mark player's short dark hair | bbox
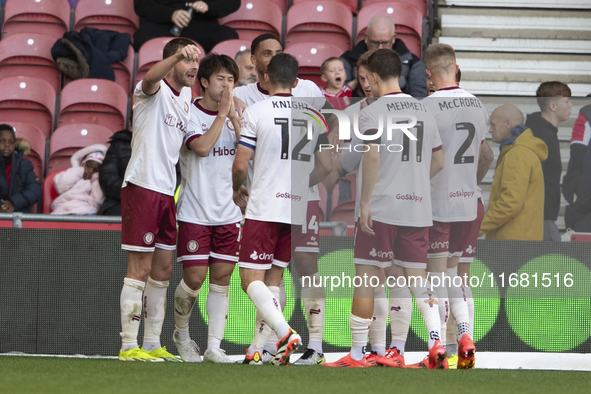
[266,53,298,89]
[251,33,282,56]
[357,49,378,70]
[197,53,240,91]
[367,49,401,81]
[163,38,195,60]
[320,57,343,75]
[536,81,572,112]
[0,124,15,135]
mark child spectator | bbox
[321,57,352,110]
[0,124,42,213]
[51,144,107,215]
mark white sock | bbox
[408,280,441,349]
[446,312,458,355]
[120,278,145,351]
[173,279,200,342]
[302,273,325,354]
[431,272,449,346]
[142,277,169,351]
[446,267,471,339]
[247,308,270,356]
[388,284,412,355]
[207,284,229,350]
[465,285,474,338]
[350,314,371,361]
[368,286,387,356]
[264,280,287,351]
[246,281,290,339]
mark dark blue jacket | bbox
[0,151,42,213]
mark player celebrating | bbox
[232,53,330,366]
[172,54,243,363]
[324,49,446,368]
[118,38,200,362]
[233,33,331,365]
[422,43,489,369]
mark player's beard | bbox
[174,67,197,88]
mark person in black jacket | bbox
[98,129,132,216]
[340,15,427,98]
[133,0,240,53]
[525,81,573,241]
[0,124,42,213]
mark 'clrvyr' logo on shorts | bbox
[187,240,198,252]
[369,248,393,259]
[165,114,176,127]
[466,245,475,254]
[250,250,274,261]
[143,232,154,245]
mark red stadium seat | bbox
[360,0,427,17]
[11,122,47,181]
[330,200,355,227]
[331,173,356,216]
[356,3,424,57]
[284,42,344,89]
[218,1,283,42]
[292,0,358,14]
[58,79,128,133]
[210,39,252,58]
[47,124,114,175]
[0,76,56,139]
[74,0,140,39]
[2,0,70,40]
[0,33,62,94]
[135,37,203,97]
[285,2,353,53]
[317,181,328,220]
[269,0,288,14]
[42,169,66,214]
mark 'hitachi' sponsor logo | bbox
[396,193,423,202]
[276,192,302,201]
[250,250,274,261]
[211,147,236,156]
[449,189,474,198]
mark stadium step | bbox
[439,37,591,55]
[439,0,591,10]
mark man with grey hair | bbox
[235,49,257,87]
[340,15,428,97]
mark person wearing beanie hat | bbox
[51,144,108,215]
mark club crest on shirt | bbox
[143,232,154,245]
[165,114,176,127]
[185,102,189,113]
[201,123,208,132]
[226,117,247,131]
[187,240,199,252]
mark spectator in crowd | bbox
[563,103,591,231]
[525,81,573,241]
[320,57,352,110]
[133,0,240,53]
[0,124,41,213]
[479,105,548,240]
[235,49,257,87]
[97,130,133,216]
[340,15,427,97]
[51,144,107,215]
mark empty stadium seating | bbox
[58,79,128,132]
[74,0,140,40]
[11,122,46,181]
[218,0,283,42]
[357,2,424,57]
[42,169,65,214]
[284,42,344,89]
[285,2,353,52]
[47,123,114,175]
[292,0,358,14]
[0,33,62,94]
[2,0,70,40]
[210,39,252,58]
[0,76,56,139]
[360,0,427,17]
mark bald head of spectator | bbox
[365,16,396,51]
[235,49,257,86]
[489,104,524,143]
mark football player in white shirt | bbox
[119,38,200,362]
[232,53,331,366]
[421,44,492,369]
[233,33,332,365]
[171,54,243,363]
[324,49,447,369]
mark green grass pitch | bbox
[1,357,590,394]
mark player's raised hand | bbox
[233,186,249,208]
[178,44,201,62]
[219,85,233,117]
[360,204,374,236]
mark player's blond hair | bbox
[424,43,456,77]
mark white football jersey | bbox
[233,78,326,202]
[123,79,192,196]
[176,100,242,225]
[239,95,323,225]
[423,87,488,222]
[359,92,442,227]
